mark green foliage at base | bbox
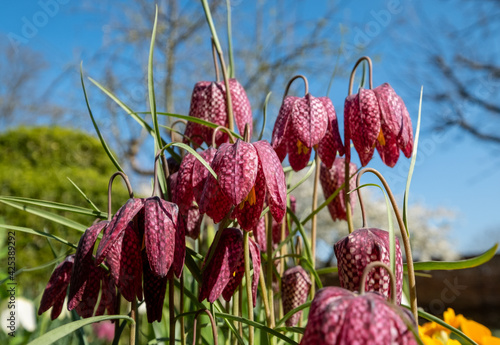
[0,126,128,295]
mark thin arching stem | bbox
[211,38,221,82]
[152,150,171,199]
[356,172,368,228]
[212,125,236,148]
[348,56,373,95]
[310,152,321,296]
[107,171,134,221]
[192,309,219,345]
[283,75,309,100]
[356,167,418,321]
[359,261,396,305]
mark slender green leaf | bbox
[403,87,423,235]
[410,244,498,271]
[67,178,101,213]
[301,258,323,289]
[258,92,272,141]
[288,159,316,194]
[0,196,106,219]
[0,224,77,249]
[0,199,87,232]
[410,307,478,345]
[27,315,134,345]
[316,266,338,275]
[80,63,123,172]
[226,0,235,78]
[276,302,312,327]
[169,142,217,179]
[288,208,313,264]
[273,326,305,335]
[214,312,298,345]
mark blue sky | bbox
[1,0,499,255]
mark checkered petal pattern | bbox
[68,221,108,310]
[317,97,345,168]
[287,124,312,171]
[199,228,244,303]
[300,287,417,345]
[96,198,144,265]
[106,222,143,302]
[290,94,328,148]
[229,78,253,139]
[74,265,103,318]
[248,236,261,306]
[95,273,118,317]
[253,140,287,223]
[192,148,217,203]
[319,159,357,221]
[272,96,297,161]
[281,266,311,326]
[334,228,403,304]
[142,252,168,323]
[38,255,74,320]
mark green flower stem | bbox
[243,231,254,345]
[180,272,186,345]
[258,267,272,327]
[310,152,321,296]
[130,299,138,345]
[358,167,418,321]
[169,279,176,345]
[200,0,234,132]
[226,0,235,78]
[265,213,276,334]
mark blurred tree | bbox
[0,126,129,294]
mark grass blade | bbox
[276,301,311,327]
[80,63,123,172]
[66,178,101,213]
[0,224,77,249]
[258,92,272,141]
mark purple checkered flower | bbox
[281,266,311,326]
[345,83,413,167]
[199,228,261,306]
[300,287,417,344]
[184,79,252,147]
[334,228,403,304]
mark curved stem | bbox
[243,123,250,142]
[310,152,320,296]
[283,75,309,100]
[356,167,418,321]
[212,125,236,148]
[356,172,368,228]
[348,56,373,95]
[107,172,134,221]
[152,150,171,198]
[344,156,355,234]
[211,38,221,82]
[243,232,254,345]
[359,261,396,304]
[192,309,219,345]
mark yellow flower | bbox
[482,335,500,345]
[461,319,491,343]
[443,308,464,330]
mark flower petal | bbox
[287,125,312,171]
[39,255,74,319]
[249,237,261,307]
[272,96,296,161]
[216,140,258,205]
[192,147,217,203]
[142,252,168,323]
[253,140,287,222]
[173,154,196,214]
[74,265,103,318]
[291,94,328,148]
[282,266,311,326]
[229,78,253,138]
[317,97,344,168]
[96,198,144,265]
[144,197,176,277]
[95,273,117,317]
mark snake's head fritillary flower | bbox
[142,251,168,323]
[334,228,403,304]
[199,228,261,306]
[282,266,311,326]
[199,139,286,231]
[301,287,417,344]
[272,93,331,171]
[345,83,413,167]
[319,159,357,221]
[38,255,74,320]
[184,79,252,147]
[172,148,217,239]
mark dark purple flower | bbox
[300,287,417,344]
[282,266,311,326]
[38,255,74,320]
[272,94,344,171]
[184,79,252,147]
[334,228,403,304]
[344,83,413,167]
[319,159,357,221]
[199,139,287,231]
[199,228,261,306]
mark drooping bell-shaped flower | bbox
[319,159,357,221]
[184,79,252,147]
[199,139,287,231]
[142,251,168,323]
[172,148,217,239]
[344,83,413,167]
[300,286,417,344]
[334,228,403,304]
[38,255,74,320]
[271,76,344,171]
[199,228,261,305]
[281,266,311,326]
